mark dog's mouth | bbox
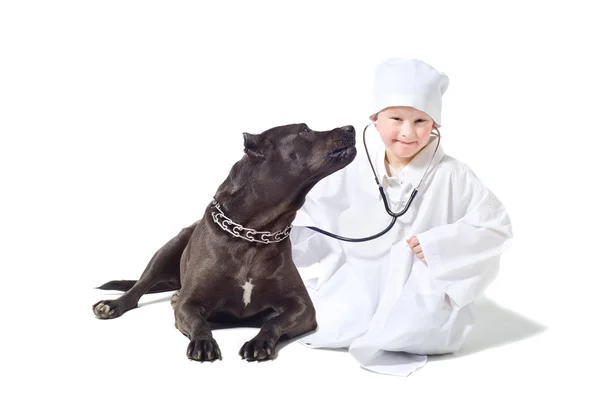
[327,137,356,158]
[327,146,356,159]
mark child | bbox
[289,57,513,376]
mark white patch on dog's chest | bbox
[241,279,254,307]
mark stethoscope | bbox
[306,122,441,243]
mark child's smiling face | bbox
[374,106,435,167]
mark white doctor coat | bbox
[289,134,513,376]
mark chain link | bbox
[210,199,292,244]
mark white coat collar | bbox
[373,135,445,198]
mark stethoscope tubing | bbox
[306,123,440,243]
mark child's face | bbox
[374,106,435,166]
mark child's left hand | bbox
[406,236,427,264]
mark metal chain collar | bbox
[210,199,292,244]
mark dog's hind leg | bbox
[92,223,197,320]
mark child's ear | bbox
[242,132,265,161]
[370,114,379,127]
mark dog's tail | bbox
[96,280,178,294]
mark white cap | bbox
[369,57,449,127]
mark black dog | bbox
[93,123,356,362]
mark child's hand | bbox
[406,236,427,264]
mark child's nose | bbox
[398,124,416,137]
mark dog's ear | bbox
[243,132,265,161]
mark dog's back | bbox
[93,122,356,362]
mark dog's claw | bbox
[93,300,123,319]
[187,338,221,362]
[170,291,180,308]
[239,339,275,362]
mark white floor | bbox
[5,283,584,397]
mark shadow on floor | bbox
[94,290,547,361]
[429,297,547,361]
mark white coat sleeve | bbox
[415,166,513,308]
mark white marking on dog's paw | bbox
[242,279,254,307]
[170,291,180,308]
[94,302,115,318]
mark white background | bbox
[1,0,598,395]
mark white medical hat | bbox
[369,57,449,127]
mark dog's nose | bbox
[340,125,355,133]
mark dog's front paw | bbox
[238,339,275,361]
[187,338,222,362]
[93,300,123,319]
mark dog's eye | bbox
[299,127,312,139]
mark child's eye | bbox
[391,117,401,121]
[416,119,425,123]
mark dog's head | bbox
[240,123,356,204]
